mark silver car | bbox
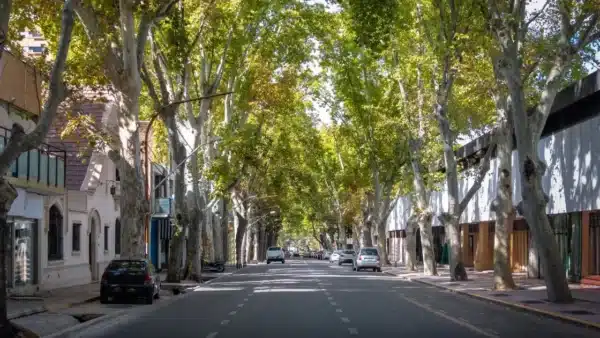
[353,247,382,272]
[329,250,342,263]
[337,250,356,265]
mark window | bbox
[104,226,109,251]
[115,219,121,255]
[48,205,63,260]
[115,169,120,181]
[72,223,81,253]
[268,247,282,251]
[360,248,378,256]
[28,46,44,53]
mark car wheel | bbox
[145,290,154,305]
[373,268,377,272]
[378,268,382,272]
[267,260,271,264]
[100,292,110,304]
[282,260,285,264]
[338,261,342,266]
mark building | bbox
[387,70,600,285]
[149,162,173,271]
[20,29,46,57]
[1,50,66,295]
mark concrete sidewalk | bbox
[384,265,600,330]
[9,282,100,320]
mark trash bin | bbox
[441,242,449,265]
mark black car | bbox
[100,259,161,304]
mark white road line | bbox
[341,317,350,323]
[330,302,337,306]
[243,298,249,302]
[396,293,499,338]
[229,311,237,316]
[248,293,254,297]
[336,308,343,313]
[237,303,244,308]
[348,328,358,335]
[327,296,334,300]
[206,332,218,338]
[324,292,330,296]
[220,320,230,326]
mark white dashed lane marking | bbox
[336,308,343,313]
[220,320,230,326]
[229,311,237,316]
[206,332,218,338]
[237,303,244,308]
[341,317,350,323]
[243,298,249,302]
[348,328,358,335]
[330,302,337,306]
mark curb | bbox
[384,271,600,331]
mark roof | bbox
[46,103,107,190]
[455,70,600,165]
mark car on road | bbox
[323,251,331,260]
[267,246,286,264]
[337,249,356,265]
[353,247,382,272]
[329,250,342,263]
[100,258,161,305]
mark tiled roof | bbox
[46,103,107,191]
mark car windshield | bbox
[268,247,281,251]
[343,250,355,255]
[107,260,146,273]
[361,248,378,256]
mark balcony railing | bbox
[154,197,172,215]
[0,125,66,189]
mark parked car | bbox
[338,250,356,265]
[352,247,382,272]
[316,250,324,260]
[329,250,341,263]
[267,246,286,264]
[100,258,161,304]
[323,251,331,260]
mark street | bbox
[71,258,599,338]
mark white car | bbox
[329,250,342,263]
[323,251,331,260]
[266,246,285,264]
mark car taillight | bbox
[358,255,363,261]
[144,274,152,284]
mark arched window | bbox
[115,219,121,255]
[48,205,63,260]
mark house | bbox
[387,70,600,286]
[40,100,154,289]
[0,51,67,295]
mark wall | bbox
[387,106,600,231]
[40,154,121,290]
[0,51,42,116]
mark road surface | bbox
[74,259,599,338]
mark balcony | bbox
[0,125,66,195]
[153,197,172,215]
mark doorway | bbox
[590,212,600,275]
[88,211,99,281]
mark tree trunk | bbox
[234,211,248,269]
[491,93,516,290]
[186,149,203,281]
[404,216,418,271]
[221,199,229,262]
[202,191,214,262]
[513,124,572,301]
[165,111,188,282]
[0,0,12,65]
[213,208,224,262]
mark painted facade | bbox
[386,70,600,282]
[40,102,123,290]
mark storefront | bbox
[7,188,44,295]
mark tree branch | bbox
[163,91,234,108]
[458,133,497,214]
[0,0,75,174]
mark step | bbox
[581,277,600,287]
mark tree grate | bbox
[491,293,510,297]
[560,310,595,315]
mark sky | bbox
[309,0,600,137]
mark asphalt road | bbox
[73,258,599,338]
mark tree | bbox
[486,0,600,302]
[0,1,75,336]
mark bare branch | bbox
[525,0,550,27]
[458,133,497,214]
[164,91,234,108]
[0,0,75,173]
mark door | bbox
[591,213,600,275]
[88,214,98,281]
